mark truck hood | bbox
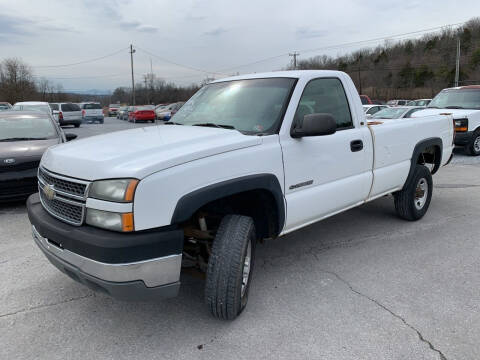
[41,125,262,180]
[412,108,480,119]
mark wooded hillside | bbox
[294,18,480,100]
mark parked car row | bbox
[115,102,185,122]
[361,95,432,107]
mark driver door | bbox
[280,77,372,232]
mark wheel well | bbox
[416,144,441,174]
[181,189,280,240]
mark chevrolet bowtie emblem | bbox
[43,184,55,201]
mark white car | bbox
[413,86,480,155]
[363,104,389,117]
[12,101,52,115]
[370,106,425,120]
[49,103,82,127]
[79,102,104,124]
[156,102,184,120]
[407,99,432,107]
[27,70,453,320]
[386,99,410,107]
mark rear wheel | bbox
[74,123,80,128]
[394,164,432,221]
[205,215,256,320]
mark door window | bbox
[293,78,353,131]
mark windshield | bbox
[0,104,11,110]
[12,104,51,114]
[0,115,57,140]
[84,103,102,109]
[428,89,480,109]
[371,107,409,119]
[172,78,297,134]
[136,106,154,111]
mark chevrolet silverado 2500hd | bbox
[27,71,454,320]
[413,85,480,155]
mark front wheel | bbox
[394,164,432,221]
[205,215,256,320]
[466,131,480,156]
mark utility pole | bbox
[357,55,363,94]
[143,75,149,104]
[289,52,300,69]
[455,38,461,87]
[129,44,136,105]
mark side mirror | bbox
[65,133,77,141]
[291,113,337,138]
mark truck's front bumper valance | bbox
[27,193,184,300]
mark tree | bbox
[0,58,37,103]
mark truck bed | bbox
[367,114,454,199]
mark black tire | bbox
[74,123,80,128]
[205,215,256,320]
[394,164,432,221]
[466,131,480,156]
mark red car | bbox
[360,95,373,105]
[128,106,156,123]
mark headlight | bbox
[86,208,134,232]
[454,118,468,132]
[88,179,139,202]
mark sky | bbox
[1,0,479,93]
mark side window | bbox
[293,78,353,130]
[404,108,422,118]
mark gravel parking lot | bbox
[2,117,480,360]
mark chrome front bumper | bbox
[32,225,182,299]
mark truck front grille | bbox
[38,167,87,197]
[38,167,90,226]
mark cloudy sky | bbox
[1,0,479,92]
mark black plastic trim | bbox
[171,174,285,234]
[405,137,443,186]
[27,193,183,264]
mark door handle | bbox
[350,139,363,152]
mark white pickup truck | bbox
[413,85,480,155]
[27,70,454,320]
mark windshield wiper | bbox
[193,122,236,130]
[164,121,183,125]
[0,137,48,142]
[445,106,465,109]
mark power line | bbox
[213,20,468,73]
[135,46,228,76]
[32,47,129,68]
[33,73,127,80]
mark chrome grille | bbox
[38,167,87,197]
[38,167,90,226]
[39,189,84,225]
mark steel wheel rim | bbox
[474,136,480,152]
[241,240,252,297]
[414,177,428,210]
